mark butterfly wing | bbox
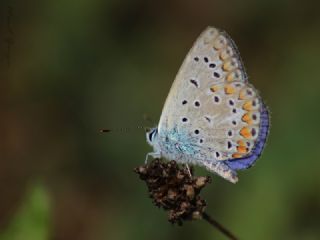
[158,27,268,165]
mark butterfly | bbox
[146,27,269,183]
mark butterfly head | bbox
[146,127,159,147]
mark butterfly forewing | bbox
[158,27,263,161]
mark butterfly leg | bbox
[145,152,161,164]
[201,160,238,183]
[184,164,192,177]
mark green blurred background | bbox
[1,0,320,239]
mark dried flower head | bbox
[134,159,211,225]
[134,159,238,240]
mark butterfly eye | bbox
[148,128,157,142]
[148,132,153,142]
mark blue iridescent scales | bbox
[146,27,270,183]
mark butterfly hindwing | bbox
[158,27,264,161]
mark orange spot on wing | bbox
[223,59,238,72]
[240,127,252,139]
[242,113,252,124]
[210,85,219,92]
[220,47,233,60]
[223,62,230,71]
[232,153,243,158]
[213,36,227,49]
[237,140,246,147]
[226,73,234,82]
[227,70,243,82]
[224,85,235,94]
[237,146,248,154]
[243,101,253,111]
[239,90,245,100]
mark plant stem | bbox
[202,212,238,240]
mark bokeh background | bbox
[1,0,320,239]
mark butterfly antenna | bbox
[99,126,145,133]
[99,114,153,134]
[100,129,111,133]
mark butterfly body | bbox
[146,27,269,183]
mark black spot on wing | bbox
[190,79,199,88]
